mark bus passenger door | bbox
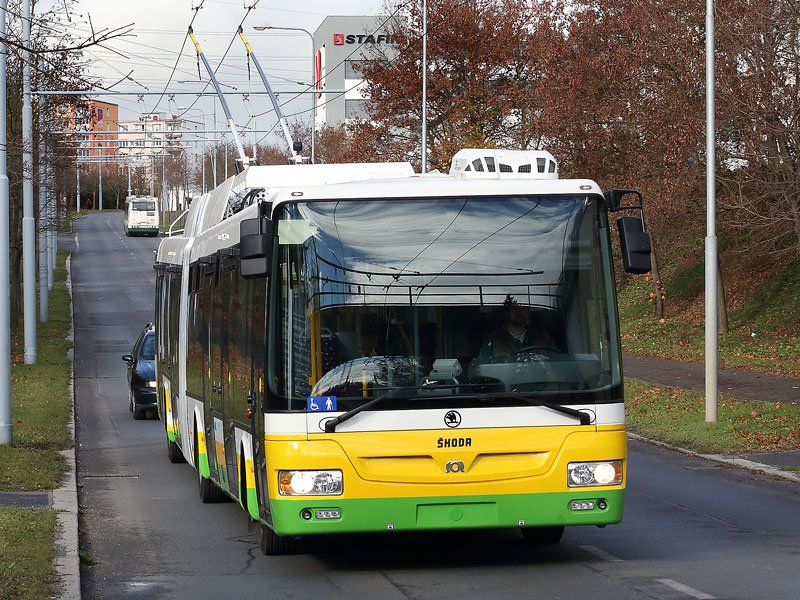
[208,265,229,492]
[220,260,243,496]
[250,277,269,520]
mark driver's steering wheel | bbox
[513,345,557,355]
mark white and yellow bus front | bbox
[261,189,626,541]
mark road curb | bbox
[628,432,800,484]
[54,253,81,600]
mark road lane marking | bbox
[658,578,715,599]
[579,544,623,562]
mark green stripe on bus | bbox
[268,490,624,536]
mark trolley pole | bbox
[1,0,13,445]
[22,0,37,364]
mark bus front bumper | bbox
[128,226,159,235]
[268,489,623,536]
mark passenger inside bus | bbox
[479,295,558,359]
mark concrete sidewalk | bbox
[623,352,800,404]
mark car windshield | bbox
[140,332,155,360]
[132,201,156,211]
[269,195,620,411]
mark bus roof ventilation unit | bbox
[449,149,558,180]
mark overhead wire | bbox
[168,0,261,128]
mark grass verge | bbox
[0,253,73,491]
[625,379,800,455]
[0,508,56,600]
[0,251,73,599]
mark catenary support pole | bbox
[705,0,718,422]
[0,0,13,445]
[22,0,37,364]
[76,163,80,212]
[38,114,48,322]
[421,0,427,174]
[47,169,54,291]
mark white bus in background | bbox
[124,196,160,237]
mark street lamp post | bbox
[177,107,209,194]
[422,0,428,174]
[253,25,316,163]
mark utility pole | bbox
[421,0,428,174]
[1,0,13,445]
[47,156,54,291]
[38,111,49,322]
[76,163,81,212]
[705,0,718,422]
[22,0,37,364]
[98,159,103,210]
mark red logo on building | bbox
[333,33,344,45]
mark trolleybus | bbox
[124,196,160,237]
[153,148,651,555]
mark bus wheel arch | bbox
[195,415,226,503]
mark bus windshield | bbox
[271,195,620,411]
[132,201,156,211]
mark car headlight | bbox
[278,470,343,496]
[146,381,157,388]
[567,461,623,487]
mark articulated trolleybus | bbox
[154,148,651,555]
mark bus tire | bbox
[133,407,146,420]
[521,526,565,545]
[259,523,296,556]
[167,435,185,464]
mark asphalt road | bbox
[70,212,800,600]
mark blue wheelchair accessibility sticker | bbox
[307,396,337,412]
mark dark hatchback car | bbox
[122,324,157,420]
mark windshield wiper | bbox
[473,391,592,425]
[323,381,462,433]
[323,385,590,432]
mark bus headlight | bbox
[278,470,343,496]
[567,461,623,487]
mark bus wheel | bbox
[133,407,145,420]
[167,435,185,464]
[521,526,565,545]
[259,523,297,556]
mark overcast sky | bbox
[60,0,390,147]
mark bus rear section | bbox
[125,197,160,237]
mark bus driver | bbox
[479,295,556,358]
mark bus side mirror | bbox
[240,217,273,278]
[617,217,652,274]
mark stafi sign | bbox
[333,33,394,45]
